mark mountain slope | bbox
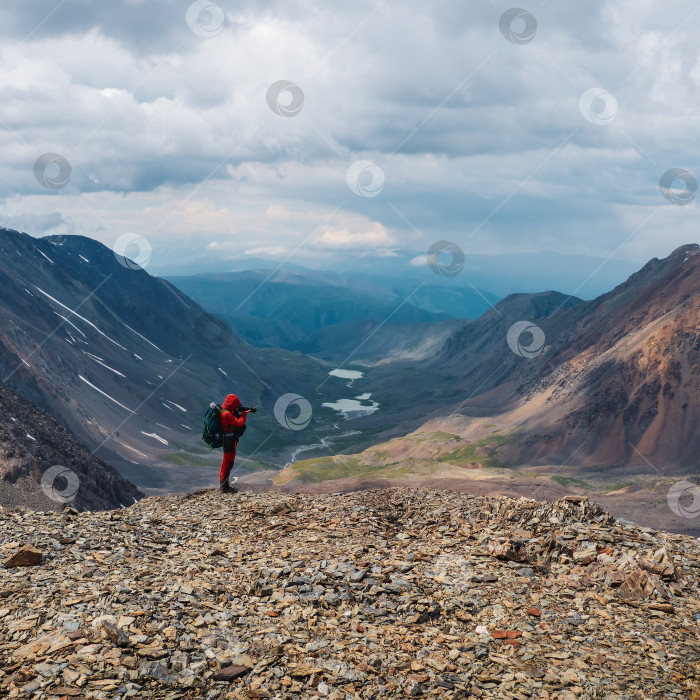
[512,243,700,466]
[359,291,584,437]
[291,244,700,472]
[295,318,467,362]
[0,229,338,482]
[0,380,143,510]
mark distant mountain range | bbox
[153,249,641,300]
[166,269,496,356]
[2,227,698,509]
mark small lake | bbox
[284,370,378,466]
[322,396,380,418]
[324,368,379,418]
[329,368,364,381]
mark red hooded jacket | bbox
[221,394,247,434]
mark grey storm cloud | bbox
[0,0,697,266]
[0,211,70,236]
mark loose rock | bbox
[0,490,699,698]
[3,544,42,568]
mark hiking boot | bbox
[219,481,231,493]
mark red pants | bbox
[219,437,237,483]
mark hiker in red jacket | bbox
[219,394,253,492]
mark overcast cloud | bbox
[0,0,698,274]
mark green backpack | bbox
[202,404,223,449]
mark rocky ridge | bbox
[1,488,700,699]
[0,380,143,511]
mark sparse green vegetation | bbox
[368,448,389,458]
[277,456,376,484]
[430,431,460,443]
[603,482,634,493]
[162,453,216,467]
[435,431,518,469]
[169,441,213,455]
[551,475,593,490]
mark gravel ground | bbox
[2,488,700,699]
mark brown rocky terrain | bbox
[2,488,700,698]
[0,380,143,511]
[363,244,700,472]
[514,243,700,467]
[285,245,700,520]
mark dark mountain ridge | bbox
[0,379,143,510]
[0,228,339,487]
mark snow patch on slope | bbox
[79,375,134,413]
[124,323,162,352]
[83,352,126,377]
[35,287,128,351]
[141,432,168,445]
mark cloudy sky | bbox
[0,0,699,275]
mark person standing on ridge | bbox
[219,394,254,492]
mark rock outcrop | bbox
[0,380,143,511]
